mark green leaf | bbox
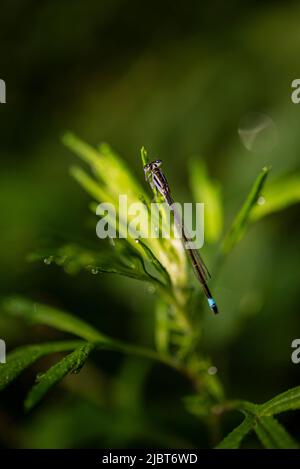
[216,415,254,449]
[65,134,187,290]
[219,387,300,449]
[28,242,160,283]
[259,385,300,416]
[2,296,174,364]
[97,141,146,199]
[0,341,83,391]
[141,146,149,166]
[222,166,270,254]
[70,165,113,204]
[24,342,94,411]
[2,297,107,343]
[189,158,223,243]
[254,416,298,449]
[70,164,140,245]
[251,173,300,221]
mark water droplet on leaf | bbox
[208,366,218,375]
[56,255,68,266]
[44,256,54,265]
[35,372,44,382]
[72,363,84,374]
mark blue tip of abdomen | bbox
[208,297,218,314]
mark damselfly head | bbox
[144,159,163,173]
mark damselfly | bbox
[144,159,218,314]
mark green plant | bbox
[1,134,300,448]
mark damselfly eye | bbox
[144,159,162,170]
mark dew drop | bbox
[35,372,44,382]
[91,268,99,275]
[44,256,54,265]
[147,284,156,294]
[257,196,266,206]
[208,366,218,375]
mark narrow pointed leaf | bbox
[25,342,94,411]
[0,341,83,391]
[2,297,107,343]
[64,133,146,200]
[189,158,223,243]
[216,415,254,449]
[28,242,162,283]
[259,385,300,416]
[141,146,150,166]
[155,299,170,355]
[70,165,112,203]
[222,166,270,254]
[254,416,298,449]
[136,239,171,286]
[63,133,103,169]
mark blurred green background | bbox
[1,0,300,448]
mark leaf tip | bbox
[62,132,76,148]
[141,147,149,166]
[262,165,272,174]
